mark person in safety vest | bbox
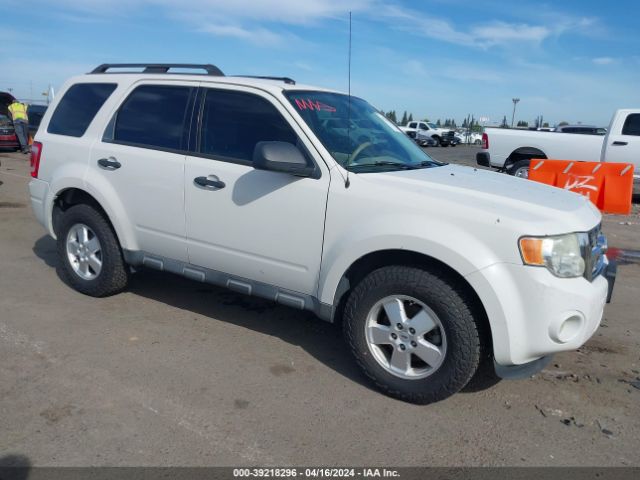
[8,100,30,153]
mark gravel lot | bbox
[1,146,639,467]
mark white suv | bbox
[28,63,615,404]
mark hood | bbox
[362,164,601,234]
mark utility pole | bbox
[511,98,520,128]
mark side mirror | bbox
[253,141,314,177]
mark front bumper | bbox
[466,261,610,367]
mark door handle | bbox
[97,157,122,170]
[194,176,225,189]
[612,141,628,146]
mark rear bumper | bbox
[476,151,490,167]
[28,178,50,229]
[0,133,19,148]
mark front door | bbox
[605,113,640,169]
[184,86,330,295]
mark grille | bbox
[582,224,606,281]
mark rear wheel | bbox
[343,266,482,404]
[57,204,129,297]
[508,159,530,178]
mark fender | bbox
[317,211,509,306]
[45,163,138,252]
[44,162,88,238]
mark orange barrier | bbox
[529,159,634,215]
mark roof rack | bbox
[236,75,296,85]
[90,63,224,76]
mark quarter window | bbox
[48,83,116,137]
[113,85,194,150]
[199,89,297,162]
[622,114,640,136]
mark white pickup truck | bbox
[477,109,640,188]
[399,121,454,146]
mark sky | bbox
[1,0,639,126]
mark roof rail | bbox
[236,75,296,85]
[90,63,224,76]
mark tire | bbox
[474,139,481,145]
[343,266,482,404]
[508,159,530,178]
[56,204,129,297]
[433,136,441,147]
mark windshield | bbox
[285,91,442,173]
[428,123,438,129]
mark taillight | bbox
[30,141,42,178]
[481,133,489,150]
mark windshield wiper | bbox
[420,161,442,168]
[351,161,419,170]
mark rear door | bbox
[184,85,330,295]
[604,112,640,169]
[90,81,197,262]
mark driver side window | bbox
[199,89,298,163]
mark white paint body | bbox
[29,73,609,367]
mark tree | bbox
[385,111,398,123]
[408,113,413,122]
[501,115,508,128]
[436,119,441,127]
[558,121,569,126]
[542,122,549,128]
[401,111,408,125]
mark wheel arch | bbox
[505,147,547,168]
[49,186,136,251]
[328,249,493,357]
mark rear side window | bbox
[198,89,297,163]
[622,114,640,136]
[113,85,194,150]
[48,83,116,137]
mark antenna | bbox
[345,11,352,188]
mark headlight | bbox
[519,233,586,278]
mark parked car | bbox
[457,132,482,145]
[553,125,607,135]
[0,91,16,117]
[477,110,640,188]
[27,104,48,138]
[0,114,20,150]
[400,121,454,146]
[415,135,437,147]
[29,63,614,404]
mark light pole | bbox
[511,98,520,128]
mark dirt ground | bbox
[0,146,638,467]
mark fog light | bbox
[549,312,584,343]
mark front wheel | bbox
[343,266,482,404]
[508,159,530,178]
